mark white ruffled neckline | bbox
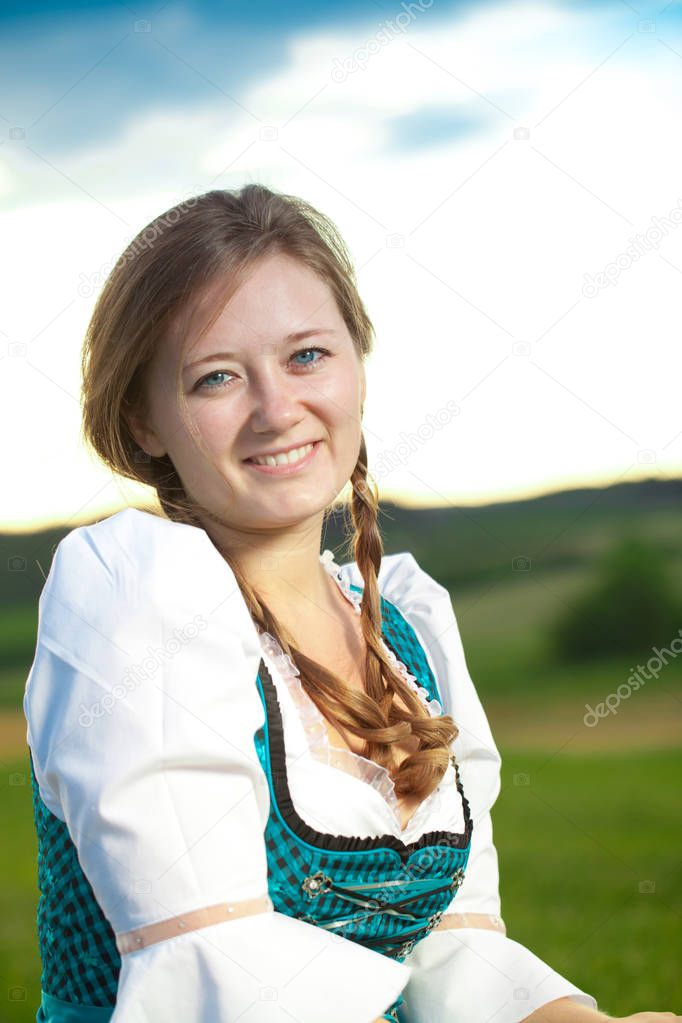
[256,549,452,836]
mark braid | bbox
[222,433,461,805]
[345,433,460,798]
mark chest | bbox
[293,627,425,831]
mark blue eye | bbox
[196,370,230,390]
[292,347,329,368]
[195,370,230,391]
[194,346,332,392]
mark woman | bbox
[23,185,677,1022]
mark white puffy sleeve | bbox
[372,553,600,1023]
[23,509,410,1023]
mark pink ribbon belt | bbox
[434,911,506,935]
[115,893,275,955]
[116,898,504,955]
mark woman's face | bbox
[132,251,366,535]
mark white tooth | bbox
[253,443,313,467]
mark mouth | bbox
[243,439,322,476]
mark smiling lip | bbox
[244,439,321,460]
[244,440,321,476]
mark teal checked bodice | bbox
[28,585,472,1023]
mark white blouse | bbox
[23,507,598,1022]
[257,565,464,844]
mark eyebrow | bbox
[184,328,338,371]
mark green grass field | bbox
[496,748,682,1015]
[3,496,680,1020]
[2,746,679,1021]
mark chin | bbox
[251,491,331,518]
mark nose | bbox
[247,364,306,435]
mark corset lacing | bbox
[297,866,466,958]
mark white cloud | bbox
[1,0,680,526]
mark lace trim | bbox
[256,550,453,835]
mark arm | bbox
[24,515,411,1023]
[521,998,682,1022]
[376,553,598,1023]
[523,998,609,1022]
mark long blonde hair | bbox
[80,183,459,802]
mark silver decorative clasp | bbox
[302,871,333,899]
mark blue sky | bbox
[2,0,670,159]
[1,0,681,527]
[0,0,500,155]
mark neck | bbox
[208,532,335,618]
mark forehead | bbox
[181,253,342,360]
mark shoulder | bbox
[338,550,449,603]
[45,507,160,597]
[45,507,238,612]
[38,508,260,665]
[379,550,450,602]
[24,513,268,831]
[26,508,264,758]
[48,507,198,585]
[338,550,451,640]
[339,550,501,780]
[338,550,456,697]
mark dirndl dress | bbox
[24,507,598,1022]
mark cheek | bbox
[325,369,363,424]
[192,400,236,443]
[166,395,238,460]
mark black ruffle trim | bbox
[258,658,473,864]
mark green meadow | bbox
[1,482,680,1019]
[2,747,679,1021]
